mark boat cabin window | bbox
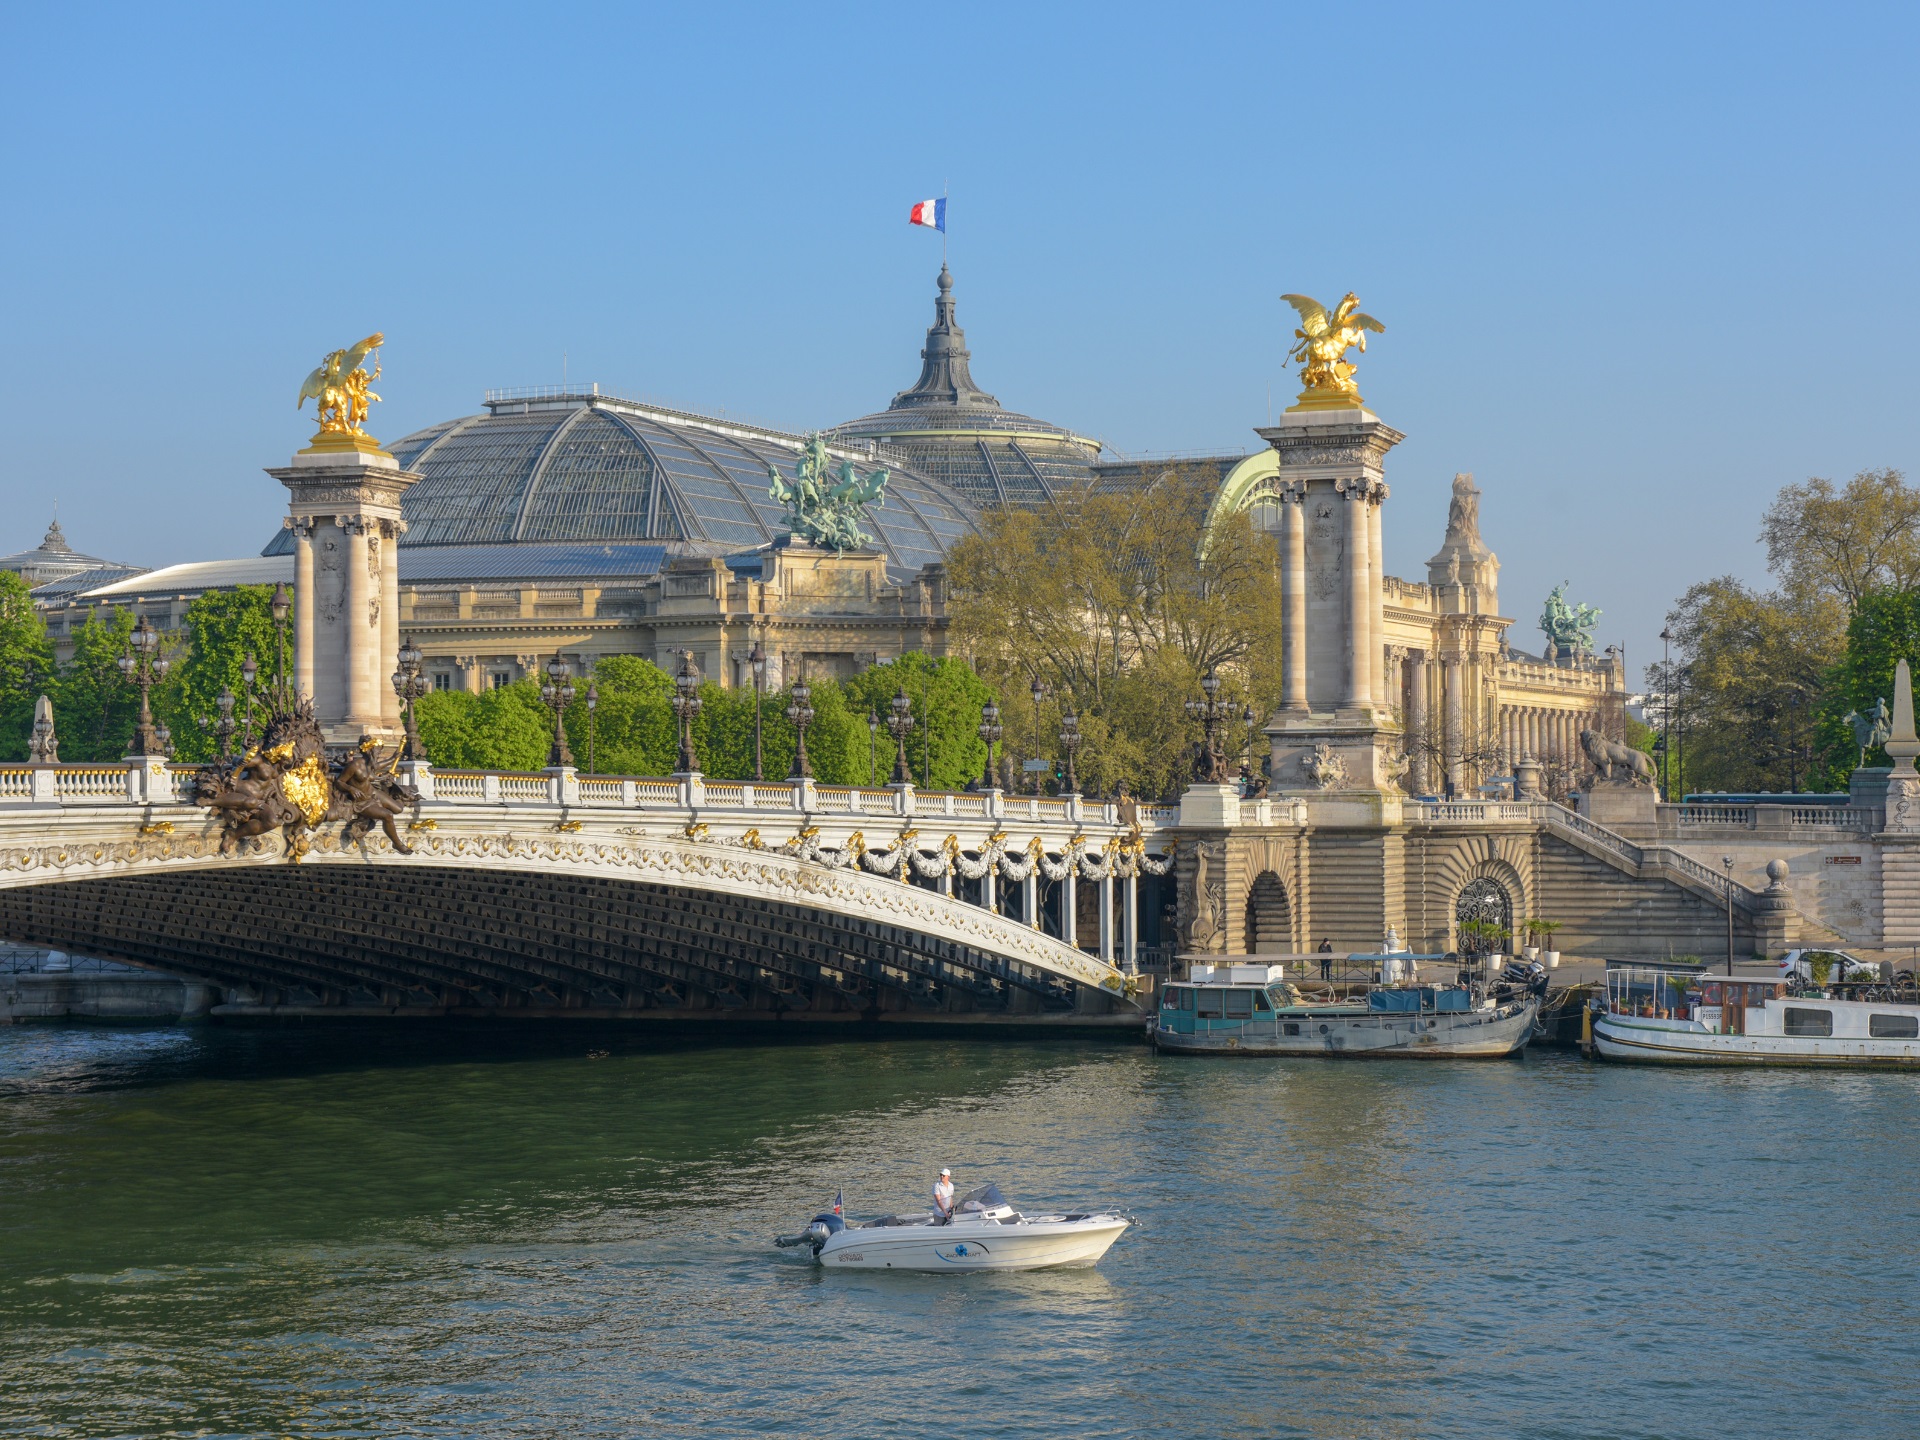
[1252,991,1272,1013]
[1162,986,1183,1011]
[1225,990,1253,1019]
[1195,990,1224,1020]
[1869,1013,1919,1039]
[1784,1007,1833,1038]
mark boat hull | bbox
[1153,1001,1537,1058]
[1593,1014,1920,1069]
[816,1218,1128,1272]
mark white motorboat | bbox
[775,1184,1130,1272]
[1591,964,1920,1068]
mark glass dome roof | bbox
[263,391,982,576]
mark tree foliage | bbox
[1761,468,1920,612]
[156,585,284,762]
[1813,589,1920,783]
[0,572,56,761]
[948,467,1282,798]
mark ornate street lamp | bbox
[270,582,292,705]
[1059,706,1082,796]
[240,651,259,747]
[670,650,702,773]
[867,706,879,786]
[585,679,599,775]
[1722,854,1735,976]
[118,614,171,757]
[540,655,576,768]
[213,686,237,763]
[390,635,428,762]
[976,700,1002,792]
[1184,668,1231,783]
[1028,676,1049,794]
[786,677,815,779]
[749,638,767,782]
[887,686,916,786]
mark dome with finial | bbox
[830,267,1103,509]
[0,518,144,591]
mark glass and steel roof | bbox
[261,392,983,577]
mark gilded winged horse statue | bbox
[298,333,384,441]
[1279,293,1384,407]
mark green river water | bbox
[1,1023,1915,1438]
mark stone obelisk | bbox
[268,336,419,748]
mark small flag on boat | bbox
[908,198,946,232]
[833,1189,843,1216]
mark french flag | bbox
[908,197,946,233]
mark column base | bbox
[1268,711,1405,795]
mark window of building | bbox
[491,672,511,689]
[433,673,452,691]
[1869,1013,1919,1039]
[1784,1008,1833,1037]
[1225,990,1253,1019]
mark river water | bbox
[2,1023,1915,1439]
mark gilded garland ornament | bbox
[1280,293,1384,410]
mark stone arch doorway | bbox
[1245,871,1292,953]
[1455,876,1512,955]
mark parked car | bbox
[1771,949,1876,983]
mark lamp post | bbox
[670,650,702,773]
[240,651,259,748]
[1184,668,1230,782]
[1059,706,1082,795]
[887,686,916,786]
[1241,704,1259,786]
[213,686,237,763]
[118,614,170,757]
[585,679,598,775]
[540,655,576,768]
[786,677,814,779]
[977,700,1002,791]
[1659,626,1673,800]
[1028,676,1049,794]
[749,639,767,782]
[390,635,428,762]
[1723,854,1735,975]
[270,582,291,705]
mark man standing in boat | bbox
[933,1168,954,1224]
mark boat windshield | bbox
[957,1182,1009,1212]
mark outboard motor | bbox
[774,1212,845,1256]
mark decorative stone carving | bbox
[28,696,56,763]
[1304,744,1348,789]
[1579,728,1657,788]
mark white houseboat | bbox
[1591,965,1920,1069]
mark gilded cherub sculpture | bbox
[298,333,385,444]
[1280,293,1384,408]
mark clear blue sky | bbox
[4,1,1915,685]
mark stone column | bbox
[1444,655,1465,795]
[379,520,402,729]
[290,519,315,703]
[1408,652,1430,794]
[1024,871,1039,930]
[1340,480,1372,712]
[1062,864,1077,947]
[1280,485,1308,712]
[1099,874,1114,963]
[341,518,375,729]
[981,860,996,914]
[1368,486,1388,708]
[1124,873,1139,972]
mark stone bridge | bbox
[0,762,1176,1024]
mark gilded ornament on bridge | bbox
[767,434,889,552]
[1280,293,1384,411]
[298,333,386,453]
[193,698,417,860]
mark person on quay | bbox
[933,1167,955,1223]
[1318,938,1334,982]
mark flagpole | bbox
[942,180,948,267]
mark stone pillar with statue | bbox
[267,333,420,748]
[1258,291,1406,798]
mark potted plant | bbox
[1519,919,1542,961]
[1534,920,1563,968]
[1486,924,1510,971]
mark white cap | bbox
[939,1167,951,1176]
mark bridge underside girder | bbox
[0,865,1087,1017]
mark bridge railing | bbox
[0,761,1168,835]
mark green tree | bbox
[563,655,676,776]
[415,680,554,770]
[1761,468,1920,612]
[157,585,284,761]
[0,572,56,761]
[1813,589,1920,784]
[843,652,995,790]
[53,608,140,760]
